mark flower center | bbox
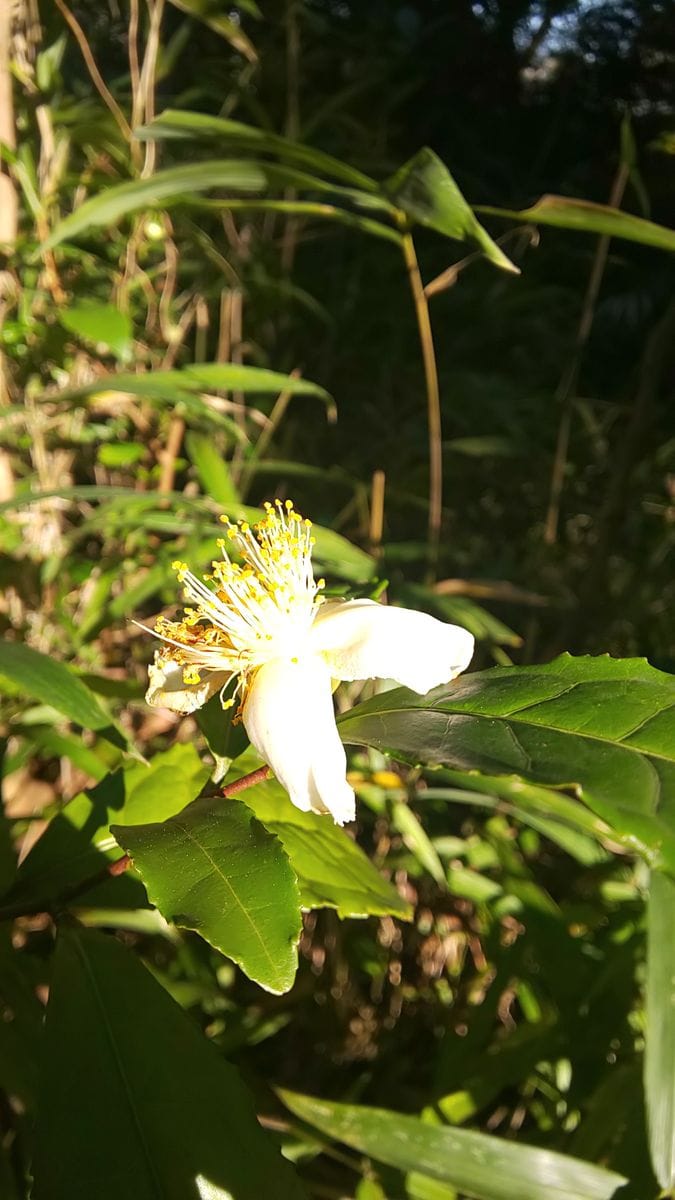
[150,500,325,706]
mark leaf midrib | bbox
[170,815,288,984]
[73,936,164,1200]
[342,702,675,767]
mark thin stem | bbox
[544,160,630,545]
[53,0,132,143]
[401,230,443,577]
[222,765,272,797]
[0,853,131,924]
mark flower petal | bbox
[242,656,355,824]
[310,599,475,694]
[146,653,230,715]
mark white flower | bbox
[143,500,474,825]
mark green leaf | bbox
[138,109,378,191]
[97,441,146,468]
[112,795,301,993]
[165,0,258,61]
[33,927,306,1200]
[46,360,331,409]
[59,302,132,361]
[391,801,445,886]
[236,759,412,919]
[279,1091,626,1200]
[186,430,240,506]
[476,194,675,253]
[384,148,518,273]
[339,654,675,873]
[4,744,209,911]
[0,641,128,750]
[0,487,375,585]
[39,160,393,253]
[645,869,675,1189]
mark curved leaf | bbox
[339,654,675,872]
[280,1090,626,1200]
[112,795,302,993]
[645,869,675,1189]
[384,148,518,273]
[0,641,128,750]
[40,160,394,253]
[33,927,306,1200]
[477,195,675,253]
[235,758,412,919]
[137,109,378,191]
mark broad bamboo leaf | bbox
[236,760,412,919]
[339,654,675,873]
[0,642,128,750]
[279,1091,626,1200]
[40,160,393,252]
[0,488,375,585]
[645,869,675,1189]
[33,927,306,1200]
[45,360,331,408]
[112,795,302,993]
[477,195,675,252]
[185,431,240,506]
[138,108,378,191]
[385,148,518,273]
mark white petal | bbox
[242,656,355,824]
[310,599,475,694]
[145,653,230,715]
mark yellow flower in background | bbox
[144,501,474,825]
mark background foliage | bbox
[0,1,674,1198]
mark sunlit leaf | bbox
[280,1091,626,1200]
[0,642,128,750]
[235,758,412,919]
[112,795,302,993]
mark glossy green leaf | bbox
[59,302,132,360]
[4,744,208,911]
[384,148,518,273]
[477,194,675,253]
[40,160,392,253]
[339,654,675,873]
[236,760,412,919]
[138,109,378,191]
[112,795,301,993]
[645,869,675,1189]
[0,641,128,750]
[280,1091,626,1200]
[186,431,240,506]
[33,927,306,1200]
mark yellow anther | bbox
[182,666,201,686]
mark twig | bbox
[544,160,630,544]
[238,368,303,499]
[401,230,443,578]
[222,765,272,797]
[0,854,131,924]
[53,0,132,144]
[369,468,385,557]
